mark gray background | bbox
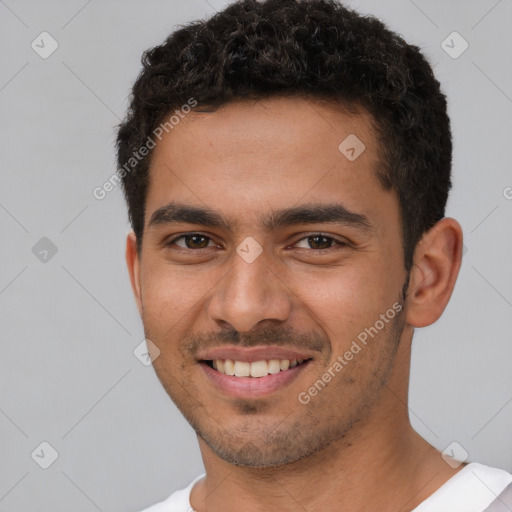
[0,0,511,511]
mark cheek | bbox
[140,276,176,319]
[290,259,395,341]
[141,257,196,305]
[139,261,223,338]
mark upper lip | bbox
[197,346,315,363]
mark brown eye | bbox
[170,234,213,249]
[295,234,345,250]
[306,235,335,249]
[184,234,210,249]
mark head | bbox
[119,0,462,467]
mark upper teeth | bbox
[212,359,305,377]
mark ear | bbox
[126,230,143,317]
[405,217,463,328]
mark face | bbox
[128,97,409,467]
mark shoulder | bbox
[413,462,512,512]
[138,474,205,512]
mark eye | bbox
[166,232,345,252]
[169,233,216,249]
[293,234,344,250]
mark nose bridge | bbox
[208,250,292,332]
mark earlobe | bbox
[125,230,143,317]
[405,217,463,328]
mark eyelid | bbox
[290,232,349,249]
[164,231,348,250]
[165,232,219,248]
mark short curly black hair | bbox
[116,0,452,271]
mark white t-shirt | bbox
[139,462,512,512]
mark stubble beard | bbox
[150,298,407,469]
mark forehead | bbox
[145,97,392,231]
[149,97,377,166]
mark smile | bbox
[200,358,313,398]
[205,358,310,377]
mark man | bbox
[117,1,512,510]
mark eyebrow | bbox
[148,202,373,232]
[149,203,231,230]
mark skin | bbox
[126,97,464,512]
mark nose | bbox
[207,250,293,333]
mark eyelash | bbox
[165,232,348,251]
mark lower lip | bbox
[200,361,311,399]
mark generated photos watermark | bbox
[93,97,198,200]
[298,302,403,404]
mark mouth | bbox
[199,356,313,398]
[202,357,312,377]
